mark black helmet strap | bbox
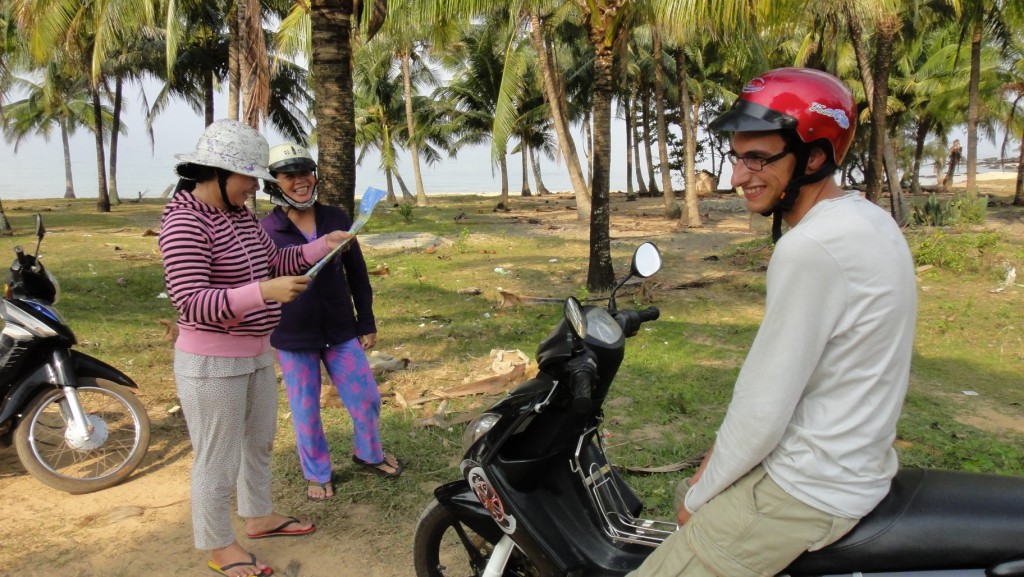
[765,137,834,243]
[217,170,244,213]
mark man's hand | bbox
[359,333,377,350]
[260,275,310,303]
[677,505,692,526]
[324,230,353,251]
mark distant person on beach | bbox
[159,120,352,577]
[628,68,916,577]
[259,142,403,502]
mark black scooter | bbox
[413,242,1024,577]
[0,214,150,494]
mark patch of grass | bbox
[3,194,1022,532]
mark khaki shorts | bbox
[630,466,858,577]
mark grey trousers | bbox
[175,350,278,550]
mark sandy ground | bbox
[1,186,1020,577]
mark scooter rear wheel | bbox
[13,378,150,494]
[414,498,538,577]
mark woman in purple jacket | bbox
[259,143,403,502]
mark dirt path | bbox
[0,421,413,577]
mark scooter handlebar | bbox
[614,306,661,336]
[569,355,597,413]
[638,306,660,323]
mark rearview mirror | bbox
[631,243,662,278]
[564,297,587,340]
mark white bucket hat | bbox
[174,119,278,182]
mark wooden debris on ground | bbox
[659,271,739,291]
[158,318,178,341]
[368,350,411,374]
[615,455,705,475]
[404,349,536,415]
[497,289,564,308]
[414,402,486,429]
[458,287,482,295]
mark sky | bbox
[1,79,1012,201]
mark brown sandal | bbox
[352,453,404,479]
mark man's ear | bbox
[805,147,828,173]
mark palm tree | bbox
[2,70,115,200]
[438,19,515,211]
[374,0,453,207]
[11,0,154,212]
[354,38,411,204]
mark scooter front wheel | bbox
[13,378,150,494]
[414,499,538,577]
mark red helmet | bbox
[710,68,856,164]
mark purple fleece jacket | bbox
[259,203,377,350]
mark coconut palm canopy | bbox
[1,0,1022,288]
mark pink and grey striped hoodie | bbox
[158,191,330,357]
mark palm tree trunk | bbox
[846,11,878,203]
[108,78,122,205]
[238,0,269,127]
[520,141,532,196]
[624,91,635,199]
[528,10,590,218]
[587,30,614,292]
[966,17,982,196]
[583,112,593,189]
[401,51,428,207]
[228,5,240,120]
[60,118,76,199]
[871,20,907,224]
[497,153,509,211]
[631,91,647,196]
[393,169,415,201]
[640,87,659,196]
[1014,124,1024,205]
[911,119,930,196]
[677,48,700,227]
[204,70,215,126]
[0,198,12,236]
[311,0,357,216]
[530,146,550,195]
[385,167,396,204]
[653,30,679,220]
[92,89,110,213]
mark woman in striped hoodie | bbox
[159,120,350,577]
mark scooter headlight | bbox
[462,413,501,453]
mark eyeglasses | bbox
[726,148,790,171]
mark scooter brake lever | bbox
[532,379,561,414]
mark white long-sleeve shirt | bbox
[684,193,917,518]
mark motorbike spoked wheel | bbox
[13,378,150,494]
[414,499,538,577]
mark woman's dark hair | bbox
[174,164,231,196]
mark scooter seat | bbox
[785,468,1024,575]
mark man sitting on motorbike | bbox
[629,67,918,577]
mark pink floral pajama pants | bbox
[276,338,383,484]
